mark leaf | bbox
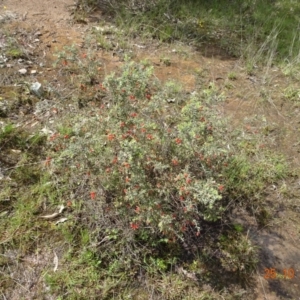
[40,212,60,219]
[39,205,65,219]
[53,251,58,272]
[55,217,68,225]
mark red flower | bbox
[186,178,192,184]
[130,112,137,117]
[45,157,51,167]
[146,134,153,140]
[90,191,96,200]
[123,162,130,168]
[146,93,151,100]
[80,84,87,91]
[130,223,139,230]
[99,84,106,91]
[218,185,225,192]
[175,138,182,144]
[107,133,115,141]
[129,95,136,100]
[172,159,179,166]
[49,134,57,141]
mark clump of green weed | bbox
[283,86,300,102]
[228,72,237,80]
[54,45,103,86]
[0,124,52,280]
[218,231,258,285]
[6,48,24,59]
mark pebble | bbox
[18,68,27,74]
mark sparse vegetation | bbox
[77,0,300,65]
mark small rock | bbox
[18,58,23,63]
[30,82,44,98]
[30,70,37,74]
[0,55,8,63]
[277,211,285,218]
[18,68,27,75]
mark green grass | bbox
[79,0,300,65]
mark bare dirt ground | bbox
[1,0,300,299]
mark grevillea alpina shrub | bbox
[48,59,287,250]
[49,59,232,245]
[103,63,231,244]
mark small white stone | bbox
[18,68,27,74]
[30,82,44,98]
